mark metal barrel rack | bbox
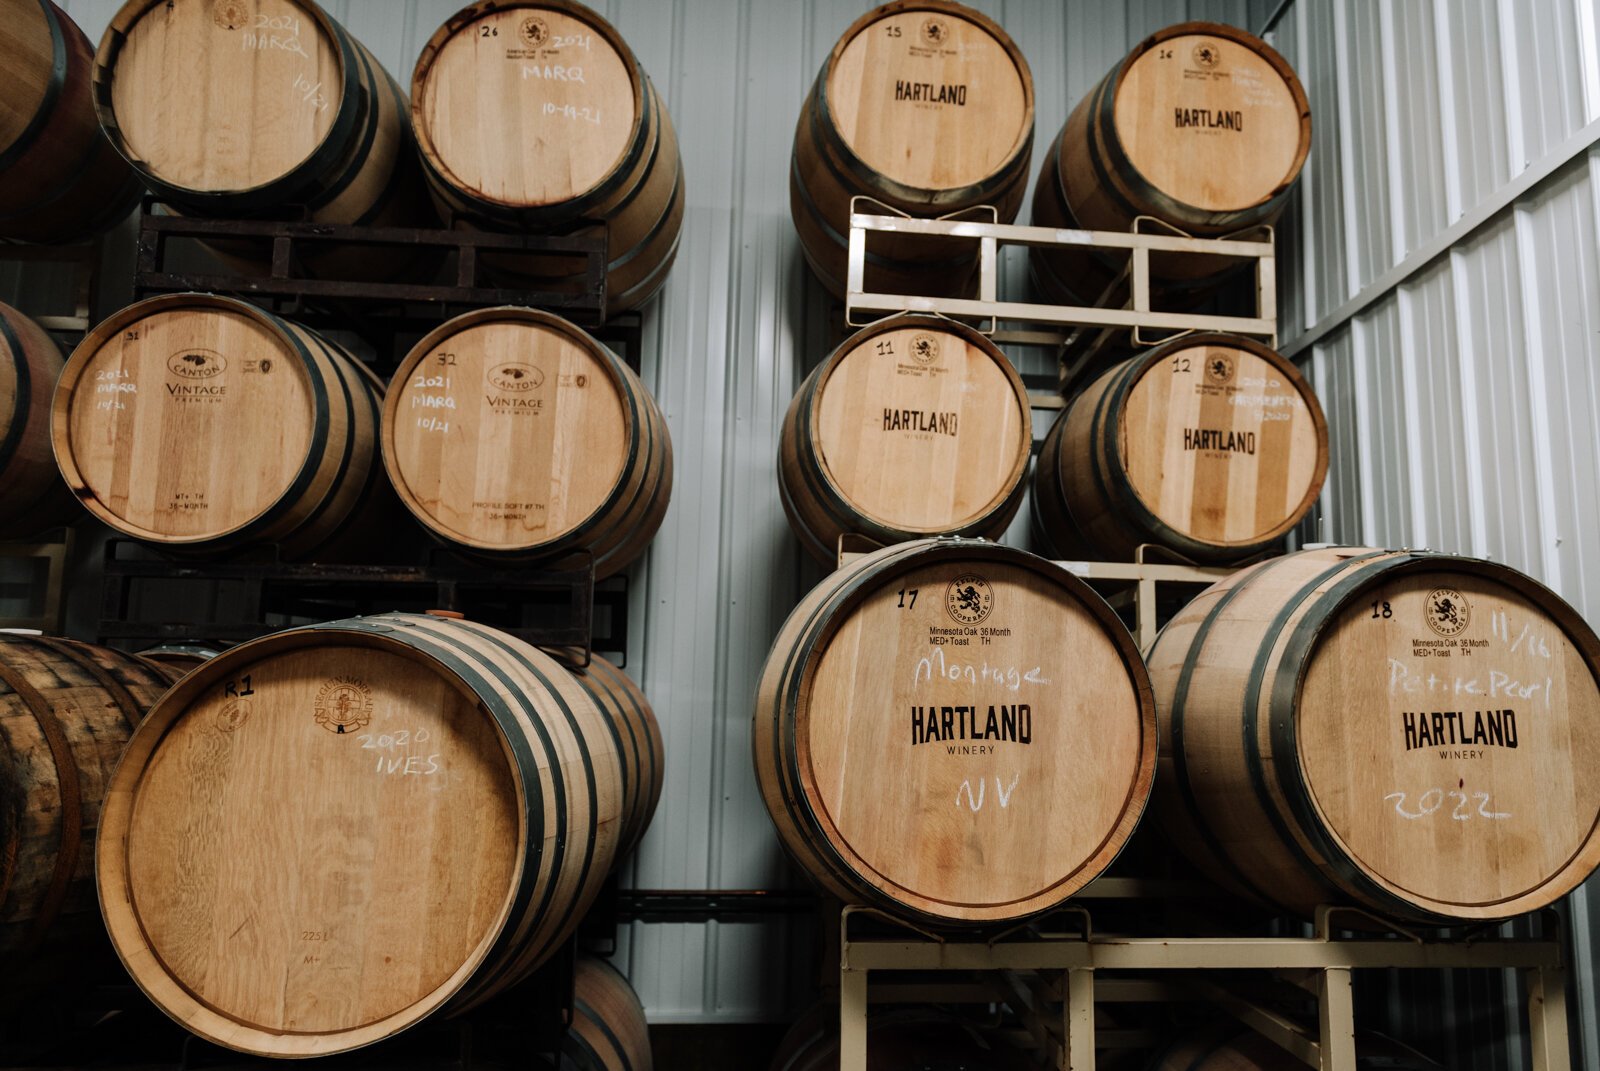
[822,210,1578,1069]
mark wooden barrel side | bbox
[779,316,1030,563]
[97,612,621,1057]
[94,0,426,276]
[1032,334,1328,563]
[1058,21,1310,235]
[381,307,671,576]
[561,957,652,1071]
[789,0,1033,297]
[0,0,142,243]
[1149,547,1600,923]
[51,293,382,557]
[481,78,684,316]
[412,2,681,314]
[753,538,1155,925]
[1031,21,1310,294]
[569,655,663,862]
[0,636,176,966]
[0,302,77,538]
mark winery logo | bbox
[216,698,250,733]
[521,16,550,46]
[489,362,545,392]
[167,349,227,380]
[1205,352,1235,385]
[214,2,248,30]
[910,334,941,366]
[314,677,373,734]
[946,574,993,625]
[1192,41,1222,69]
[1425,588,1470,637]
[921,17,949,45]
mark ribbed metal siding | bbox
[1265,0,1600,1066]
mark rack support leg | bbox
[840,967,868,1071]
[1317,968,1355,1071]
[1528,964,1572,1071]
[1062,967,1095,1070]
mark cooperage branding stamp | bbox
[314,677,373,734]
[945,574,993,625]
[1425,588,1471,637]
[909,334,940,366]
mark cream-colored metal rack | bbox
[833,899,1571,1071]
[841,201,1279,396]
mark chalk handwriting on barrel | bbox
[955,773,1021,812]
[914,646,1050,691]
[1387,658,1552,708]
[1383,787,1511,821]
[1490,609,1553,659]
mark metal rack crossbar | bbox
[844,207,1277,344]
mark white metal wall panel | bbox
[1274,0,1600,1066]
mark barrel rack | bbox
[841,198,1278,397]
[831,900,1572,1071]
[826,213,1579,1070]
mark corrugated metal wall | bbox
[1257,0,1600,1067]
[10,0,1600,1060]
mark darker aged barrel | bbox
[94,0,428,276]
[381,307,671,577]
[0,0,142,242]
[568,654,663,862]
[1032,334,1327,563]
[792,0,1034,298]
[550,957,653,1071]
[97,612,622,1057]
[0,301,77,538]
[779,316,1031,563]
[1148,546,1600,924]
[1030,22,1311,304]
[0,636,177,990]
[52,293,395,559]
[754,538,1154,926]
[411,1,684,314]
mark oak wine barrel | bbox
[0,302,78,538]
[93,0,429,276]
[549,957,653,1071]
[0,0,142,242]
[1031,22,1311,305]
[1033,334,1326,563]
[97,612,622,1057]
[0,636,177,985]
[780,316,1031,563]
[52,293,394,559]
[136,643,221,673]
[569,655,663,861]
[792,0,1034,298]
[754,538,1154,926]
[412,1,684,314]
[1151,1026,1441,1071]
[770,1005,1032,1071]
[1149,546,1600,924]
[381,307,672,577]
